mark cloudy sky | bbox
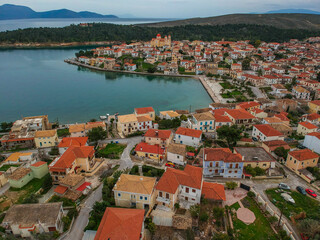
[1,0,319,18]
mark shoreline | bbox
[64,59,218,102]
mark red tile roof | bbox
[299,121,318,129]
[237,101,260,110]
[76,182,91,192]
[31,161,46,167]
[134,107,154,115]
[307,132,320,140]
[254,124,283,137]
[225,109,255,120]
[94,208,144,240]
[275,112,290,122]
[54,185,68,194]
[202,182,226,201]
[50,146,94,172]
[304,113,320,121]
[58,137,88,148]
[135,142,165,155]
[175,127,202,138]
[214,114,232,123]
[310,100,320,106]
[204,148,243,162]
[156,165,202,194]
[289,149,319,161]
[263,140,289,147]
[144,129,172,139]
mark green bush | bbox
[200,212,209,222]
[247,191,256,198]
[226,181,237,190]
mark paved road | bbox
[99,136,142,170]
[64,184,103,240]
[0,183,9,195]
[250,86,266,99]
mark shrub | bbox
[174,203,180,210]
[200,212,209,222]
[226,181,237,190]
[213,207,225,219]
[247,191,256,198]
[190,204,200,218]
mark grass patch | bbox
[0,164,20,171]
[97,143,126,159]
[220,82,235,89]
[233,197,278,240]
[266,188,320,221]
[142,165,164,177]
[230,201,241,210]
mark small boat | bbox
[100,116,107,120]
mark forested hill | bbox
[140,13,320,30]
[0,23,319,44]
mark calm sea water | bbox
[0,48,211,124]
[0,18,175,32]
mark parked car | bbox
[296,186,306,195]
[281,193,295,204]
[165,162,175,168]
[278,183,290,190]
[306,188,317,198]
[252,137,258,142]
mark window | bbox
[229,171,232,173]
[235,170,238,173]
[118,193,121,197]
[166,193,169,199]
[235,163,238,168]
[210,162,213,167]
[177,156,179,159]
[230,164,233,168]
[159,192,162,197]
[145,197,147,200]
[192,189,196,193]
[186,187,189,193]
[294,160,296,164]
[140,196,143,200]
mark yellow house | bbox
[135,142,165,163]
[4,152,34,164]
[286,149,319,171]
[69,124,86,137]
[297,122,318,136]
[113,174,157,211]
[34,130,58,148]
[308,100,320,113]
[117,114,138,136]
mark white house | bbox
[167,143,186,165]
[174,127,202,147]
[137,116,153,131]
[303,132,320,154]
[187,112,215,132]
[252,124,284,142]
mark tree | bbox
[174,202,180,210]
[274,147,289,158]
[42,174,53,193]
[254,39,261,48]
[213,207,225,219]
[216,125,242,148]
[242,57,251,70]
[87,126,107,142]
[225,181,237,190]
[180,114,188,121]
[189,204,200,218]
[0,122,13,132]
[200,212,209,222]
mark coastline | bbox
[64,59,218,102]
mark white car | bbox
[281,193,295,204]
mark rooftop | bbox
[175,127,202,138]
[167,143,186,156]
[69,124,85,133]
[113,174,156,195]
[35,129,56,138]
[8,168,31,181]
[58,137,88,148]
[134,107,154,115]
[204,148,243,162]
[202,182,226,201]
[254,124,283,137]
[234,147,275,162]
[59,174,85,187]
[289,149,319,161]
[144,129,172,139]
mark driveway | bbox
[64,184,103,240]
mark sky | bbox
[1,0,320,18]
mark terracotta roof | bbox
[310,100,320,106]
[58,137,88,148]
[262,140,289,147]
[95,208,145,240]
[254,124,283,137]
[304,113,320,121]
[263,117,283,124]
[8,168,31,180]
[214,114,232,123]
[54,185,68,194]
[113,174,156,195]
[85,121,106,130]
[202,182,226,201]
[156,165,202,194]
[35,129,57,138]
[50,146,94,171]
[135,142,165,155]
[299,121,317,129]
[144,129,172,139]
[237,101,260,110]
[204,148,243,162]
[69,124,85,133]
[225,109,255,120]
[5,152,33,163]
[136,115,152,122]
[31,161,47,167]
[134,107,154,115]
[289,149,319,161]
[175,127,202,138]
[193,112,215,121]
[117,114,138,123]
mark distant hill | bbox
[0,4,118,20]
[140,13,320,30]
[266,9,320,14]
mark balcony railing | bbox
[156,197,170,204]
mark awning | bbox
[76,182,91,192]
[187,152,195,157]
[54,185,68,194]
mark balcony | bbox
[156,197,170,205]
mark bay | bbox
[0,48,211,124]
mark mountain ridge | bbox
[0,4,118,20]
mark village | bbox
[0,34,320,240]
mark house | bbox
[252,124,284,142]
[224,109,255,125]
[69,124,86,137]
[297,122,318,136]
[236,101,261,112]
[271,84,288,98]
[8,161,48,189]
[134,107,155,121]
[3,152,34,164]
[201,182,226,205]
[286,149,319,172]
[292,86,310,100]
[135,142,165,163]
[270,123,293,136]
[302,113,320,124]
[303,132,320,154]
[187,112,215,132]
[167,143,186,165]
[234,147,276,169]
[203,148,244,178]
[144,129,172,148]
[308,100,320,114]
[49,146,96,182]
[261,140,290,153]
[2,203,63,238]
[124,63,137,71]
[34,129,58,148]
[94,208,145,240]
[174,127,202,147]
[113,174,157,211]
[85,121,107,133]
[54,174,88,201]
[250,108,268,119]
[155,165,203,210]
[117,114,138,136]
[137,116,153,131]
[214,114,232,130]
[159,110,180,120]
[58,137,88,155]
